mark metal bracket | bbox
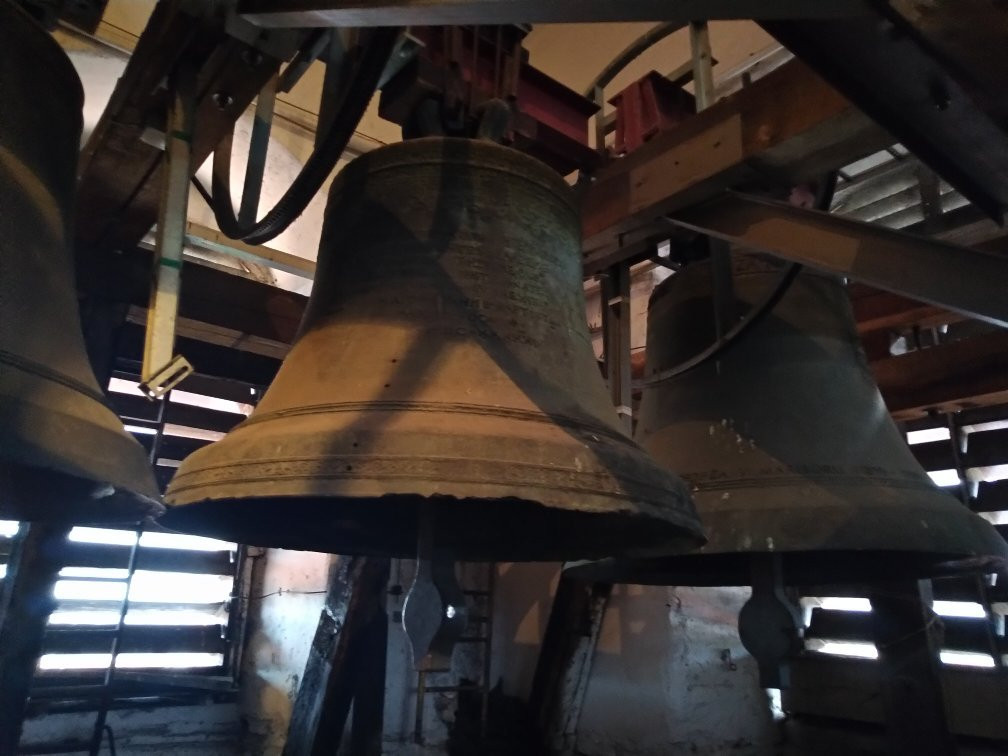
[377,31,424,89]
[139,355,193,400]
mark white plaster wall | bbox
[489,562,561,698]
[238,548,333,755]
[576,585,776,756]
[380,567,779,756]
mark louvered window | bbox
[0,368,260,712]
[788,403,1008,740]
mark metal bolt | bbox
[213,91,235,110]
[242,48,264,67]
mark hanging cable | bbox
[638,173,839,387]
[637,261,804,387]
[202,26,401,246]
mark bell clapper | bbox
[737,553,803,689]
[402,505,468,672]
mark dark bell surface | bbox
[567,257,1007,585]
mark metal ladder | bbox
[85,394,169,755]
[413,562,496,745]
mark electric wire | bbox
[200,26,401,246]
[638,173,839,387]
[636,260,804,387]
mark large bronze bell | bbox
[567,256,1008,587]
[0,1,161,523]
[163,138,703,561]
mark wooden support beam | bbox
[869,581,956,755]
[75,1,284,255]
[42,625,226,656]
[871,330,1008,421]
[668,193,1008,328]
[116,322,283,387]
[601,264,632,433]
[529,578,611,756]
[786,655,1008,742]
[581,59,889,263]
[764,11,1008,224]
[80,248,305,349]
[349,589,390,756]
[849,286,961,336]
[184,222,316,280]
[283,557,391,756]
[239,0,871,27]
[0,523,72,755]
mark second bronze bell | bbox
[567,256,1008,587]
[162,138,703,561]
[0,1,160,524]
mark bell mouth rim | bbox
[0,460,164,525]
[0,387,161,504]
[158,491,705,562]
[328,136,578,215]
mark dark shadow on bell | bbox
[568,257,1006,587]
[161,138,700,561]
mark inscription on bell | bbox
[163,138,703,561]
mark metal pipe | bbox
[585,22,687,98]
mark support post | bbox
[529,579,612,755]
[869,580,957,756]
[0,522,71,755]
[349,577,390,756]
[600,262,632,433]
[140,63,197,399]
[688,21,715,111]
[283,557,390,756]
[689,19,736,334]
